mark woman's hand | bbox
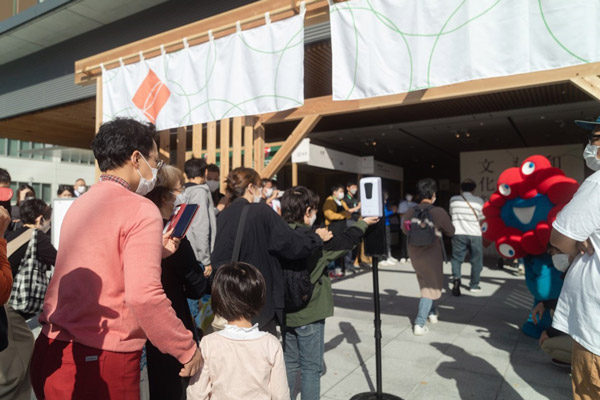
[362,217,380,225]
[203,265,213,278]
[316,228,333,242]
[162,228,181,258]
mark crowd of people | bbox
[0,115,597,400]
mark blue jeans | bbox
[415,298,436,327]
[284,320,325,400]
[451,235,483,287]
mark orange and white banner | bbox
[102,13,304,130]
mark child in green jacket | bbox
[279,186,378,400]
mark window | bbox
[7,139,19,156]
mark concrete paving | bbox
[314,260,572,400]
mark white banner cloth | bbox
[102,14,304,129]
[330,0,600,100]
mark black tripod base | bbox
[350,393,404,400]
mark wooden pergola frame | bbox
[78,0,600,187]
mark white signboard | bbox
[51,198,75,251]
[292,139,404,181]
[460,144,584,201]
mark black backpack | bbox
[283,267,315,313]
[407,205,436,246]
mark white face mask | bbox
[406,194,413,202]
[551,254,570,272]
[136,154,158,196]
[350,188,357,195]
[264,188,274,198]
[336,192,345,200]
[583,144,600,171]
[309,211,317,226]
[168,192,186,207]
[76,186,86,194]
[252,186,263,203]
[206,180,220,193]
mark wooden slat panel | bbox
[292,162,298,186]
[192,124,203,159]
[159,130,170,163]
[176,126,187,171]
[253,123,265,174]
[219,118,231,193]
[262,115,322,178]
[243,116,254,167]
[207,121,217,164]
[232,117,243,169]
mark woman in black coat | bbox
[145,165,207,400]
[211,167,331,334]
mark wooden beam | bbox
[570,75,600,102]
[75,0,333,84]
[243,116,255,167]
[254,123,265,174]
[232,117,243,169]
[260,62,600,124]
[94,76,102,181]
[159,130,170,163]
[176,126,187,171]
[262,114,321,178]
[192,124,203,159]
[220,118,231,193]
[206,121,217,164]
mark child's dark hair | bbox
[280,186,320,224]
[212,262,266,322]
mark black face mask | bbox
[0,200,11,217]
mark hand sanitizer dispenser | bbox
[360,177,383,217]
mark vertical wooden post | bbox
[219,118,231,193]
[94,76,103,181]
[159,131,171,164]
[243,117,254,168]
[192,124,203,159]
[253,123,265,174]
[176,126,187,171]
[292,162,298,186]
[207,121,217,164]
[232,117,243,168]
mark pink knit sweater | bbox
[40,180,196,364]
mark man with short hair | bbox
[449,179,484,295]
[550,115,600,400]
[183,158,217,278]
[30,118,201,398]
[73,178,87,197]
[205,163,225,213]
[398,193,417,263]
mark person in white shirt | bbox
[550,116,600,400]
[449,180,484,295]
[398,193,417,263]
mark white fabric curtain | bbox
[102,13,305,129]
[330,0,600,100]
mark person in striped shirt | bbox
[449,179,484,296]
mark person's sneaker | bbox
[379,259,393,266]
[452,279,461,297]
[469,285,482,292]
[413,325,429,336]
[399,258,407,263]
[388,256,399,262]
[551,359,571,369]
[428,313,438,324]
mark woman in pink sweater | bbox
[187,262,289,400]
